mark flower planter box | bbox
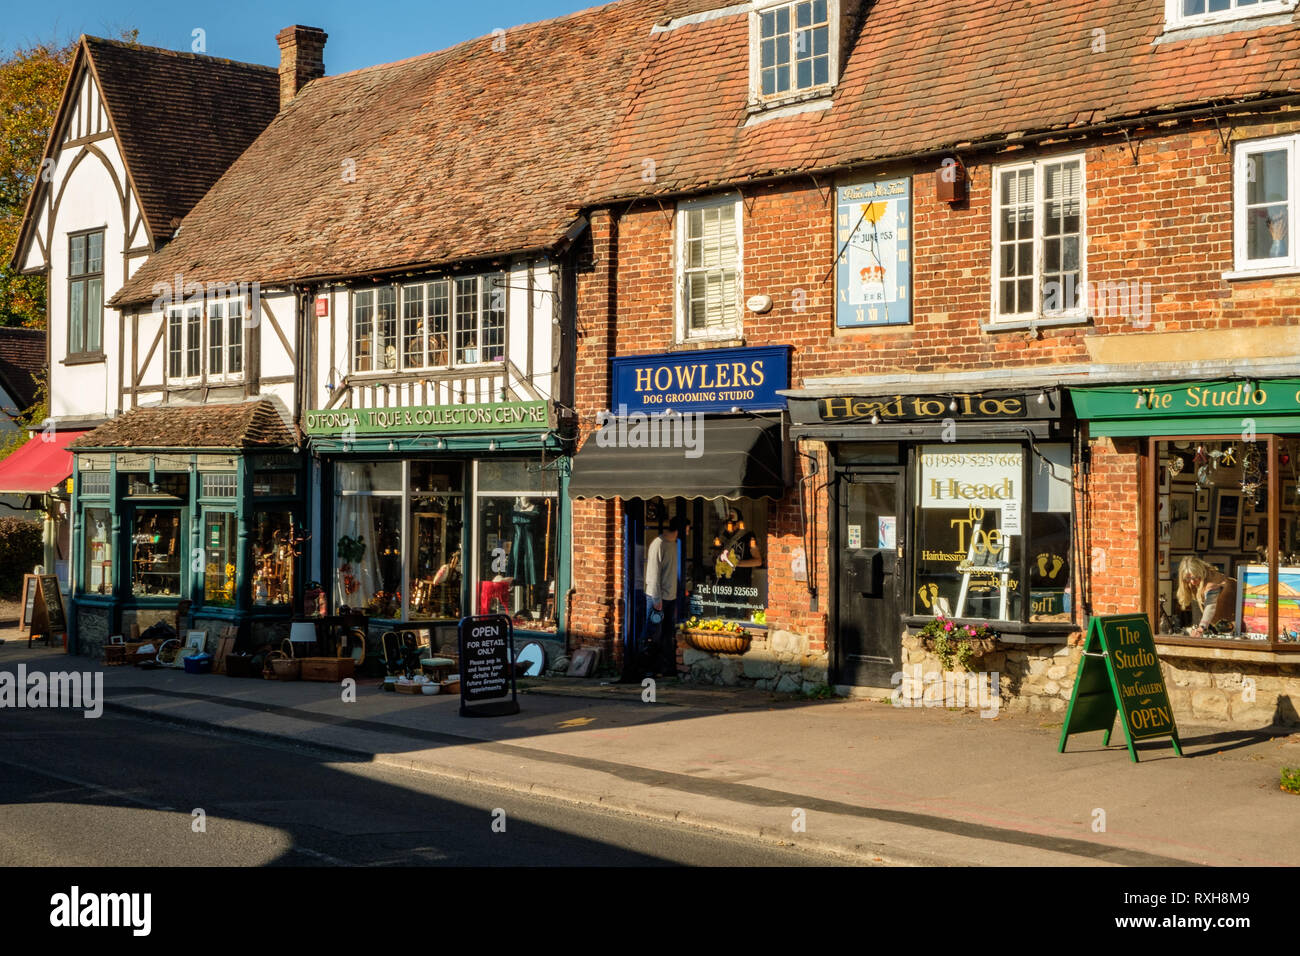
[680,628,753,655]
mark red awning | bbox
[0,431,88,495]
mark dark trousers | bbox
[643,595,677,676]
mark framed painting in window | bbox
[1212,489,1243,549]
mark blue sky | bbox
[0,0,596,71]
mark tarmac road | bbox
[0,708,852,867]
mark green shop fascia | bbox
[1069,379,1300,437]
[305,400,573,645]
[71,441,307,656]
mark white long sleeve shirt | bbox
[644,534,677,602]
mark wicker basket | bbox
[680,628,753,655]
[269,652,301,681]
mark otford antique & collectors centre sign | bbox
[305,400,550,437]
[611,345,792,415]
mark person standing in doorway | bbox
[644,515,690,677]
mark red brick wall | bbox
[569,111,1300,656]
[1082,436,1144,618]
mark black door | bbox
[834,470,905,687]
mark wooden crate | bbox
[299,657,355,682]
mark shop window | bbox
[1155,437,1300,642]
[252,471,297,497]
[334,461,403,617]
[677,196,742,340]
[253,511,297,606]
[1029,445,1073,621]
[201,473,237,498]
[82,507,111,595]
[126,473,188,498]
[131,508,182,597]
[80,471,111,496]
[202,510,237,607]
[409,461,463,621]
[473,459,559,631]
[913,443,1075,624]
[685,498,769,625]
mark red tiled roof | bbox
[11,38,278,274]
[0,327,46,413]
[585,0,1300,203]
[69,399,294,449]
[85,37,280,241]
[113,0,716,306]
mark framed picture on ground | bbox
[1213,489,1243,550]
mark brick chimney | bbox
[276,25,327,108]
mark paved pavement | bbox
[0,708,846,866]
[3,639,1298,866]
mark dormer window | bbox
[750,0,838,110]
[1165,0,1298,31]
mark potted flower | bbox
[679,616,753,654]
[915,615,998,671]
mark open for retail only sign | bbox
[1059,614,1182,763]
[457,614,520,718]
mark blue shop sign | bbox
[611,346,791,415]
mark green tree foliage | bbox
[0,514,42,598]
[0,39,76,329]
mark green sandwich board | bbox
[1058,614,1182,763]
